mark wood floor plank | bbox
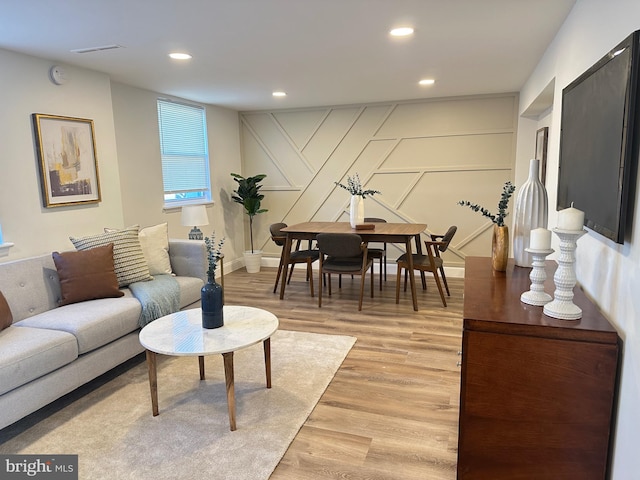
[223,266,462,479]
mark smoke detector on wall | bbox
[49,65,68,85]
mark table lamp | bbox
[181,205,209,240]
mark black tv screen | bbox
[558,30,640,244]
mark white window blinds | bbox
[157,99,211,204]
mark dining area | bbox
[269,221,457,312]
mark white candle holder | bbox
[543,228,587,320]
[520,248,554,306]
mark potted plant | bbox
[231,173,268,273]
[458,181,516,271]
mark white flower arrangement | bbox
[334,173,381,198]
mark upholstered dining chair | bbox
[270,223,320,297]
[316,233,374,311]
[364,217,387,290]
[395,226,457,307]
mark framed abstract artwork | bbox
[32,113,101,207]
[535,126,549,186]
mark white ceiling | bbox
[0,0,576,111]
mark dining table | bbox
[279,221,427,311]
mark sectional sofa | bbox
[0,224,207,431]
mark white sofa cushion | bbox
[174,276,205,308]
[0,325,78,396]
[139,223,173,276]
[14,296,141,355]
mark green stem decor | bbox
[458,181,516,227]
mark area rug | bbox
[0,330,356,480]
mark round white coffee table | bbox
[139,305,279,431]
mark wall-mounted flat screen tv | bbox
[558,30,640,244]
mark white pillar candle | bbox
[557,203,585,231]
[530,228,551,250]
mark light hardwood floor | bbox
[224,265,464,480]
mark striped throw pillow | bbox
[70,226,152,287]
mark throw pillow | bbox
[0,291,13,331]
[52,243,125,306]
[70,225,152,287]
[139,223,172,275]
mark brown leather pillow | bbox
[0,291,12,331]
[52,243,124,306]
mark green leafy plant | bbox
[335,173,381,198]
[204,232,225,280]
[458,181,516,227]
[230,173,268,253]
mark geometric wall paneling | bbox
[298,107,364,169]
[383,133,514,170]
[345,139,397,181]
[241,122,283,180]
[272,109,330,150]
[375,95,518,138]
[367,172,416,209]
[282,105,393,225]
[241,115,308,187]
[239,94,517,266]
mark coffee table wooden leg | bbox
[263,338,272,389]
[222,352,236,431]
[199,355,205,380]
[145,350,159,416]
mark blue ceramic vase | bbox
[201,274,223,329]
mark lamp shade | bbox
[181,205,209,227]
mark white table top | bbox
[139,306,279,356]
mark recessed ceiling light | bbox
[390,27,414,37]
[419,79,435,86]
[169,52,192,60]
[272,91,287,97]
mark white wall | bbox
[0,50,244,271]
[518,1,640,477]
[111,83,244,271]
[0,49,125,259]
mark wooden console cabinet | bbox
[457,257,620,480]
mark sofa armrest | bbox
[168,239,206,282]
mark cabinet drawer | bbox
[457,330,618,480]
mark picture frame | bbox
[535,126,549,186]
[32,113,101,208]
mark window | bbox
[157,99,211,206]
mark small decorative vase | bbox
[201,273,223,329]
[491,225,509,272]
[513,159,548,267]
[350,195,364,228]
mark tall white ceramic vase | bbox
[513,159,548,267]
[350,195,364,228]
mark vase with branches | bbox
[201,231,225,328]
[458,181,516,271]
[335,173,381,227]
[204,232,225,282]
[458,181,516,227]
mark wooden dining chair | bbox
[364,217,387,290]
[395,226,457,307]
[270,223,320,296]
[316,233,374,311]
